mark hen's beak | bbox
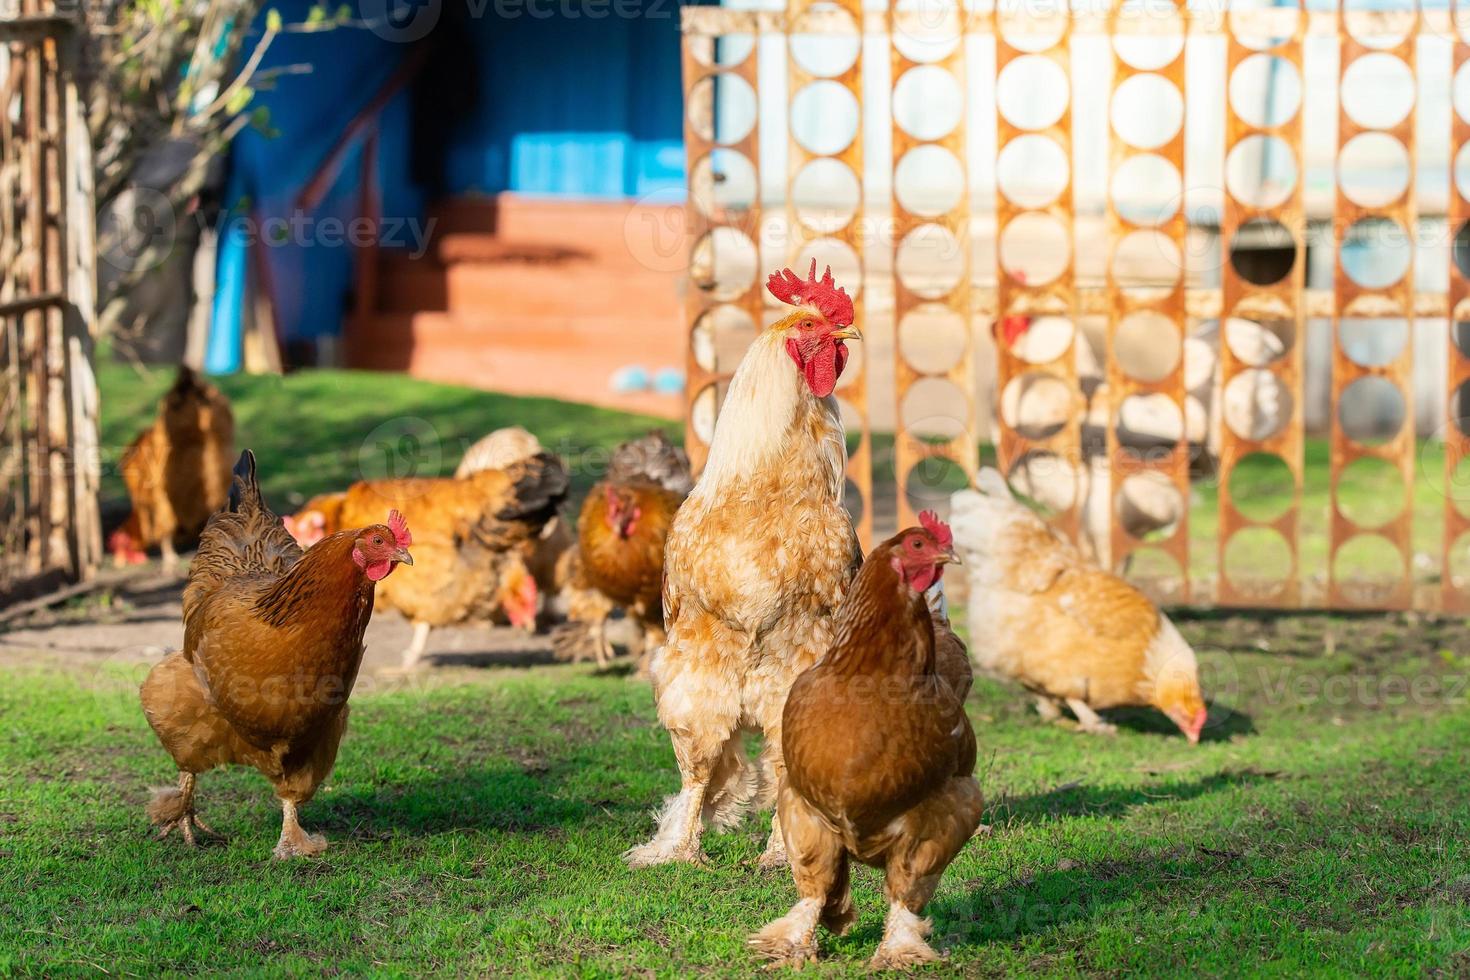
[830,325,862,342]
[394,547,414,566]
[939,549,961,566]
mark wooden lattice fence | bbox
[680,1,1470,613]
[0,5,99,605]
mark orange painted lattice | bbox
[1103,0,1191,603]
[1215,11,1307,608]
[1328,5,1418,609]
[891,5,975,531]
[679,4,1464,610]
[1449,3,1470,613]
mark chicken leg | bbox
[627,614,751,867]
[160,536,180,576]
[872,776,985,969]
[590,618,614,670]
[147,771,219,845]
[624,773,709,868]
[273,799,328,860]
[1066,697,1118,736]
[395,621,432,673]
[750,788,854,966]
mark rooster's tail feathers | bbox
[227,449,261,514]
[494,452,571,524]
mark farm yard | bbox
[3,363,1470,976]
[6,0,1470,974]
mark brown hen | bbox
[335,452,568,670]
[111,366,234,572]
[751,515,984,970]
[139,450,412,859]
[951,468,1208,742]
[555,432,688,669]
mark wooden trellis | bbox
[681,1,1461,612]
[1449,0,1470,615]
[0,5,100,605]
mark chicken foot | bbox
[623,779,708,867]
[870,902,939,970]
[272,799,328,860]
[1065,698,1118,736]
[748,898,822,967]
[757,810,788,870]
[147,772,219,846]
[1034,695,1064,722]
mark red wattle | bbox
[787,338,849,398]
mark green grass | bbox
[1189,440,1463,591]
[96,357,676,515]
[3,613,1470,975]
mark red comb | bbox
[919,510,952,549]
[387,509,412,548]
[767,259,855,327]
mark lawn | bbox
[95,357,677,517]
[2,612,1469,975]
[8,362,1466,973]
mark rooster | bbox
[950,468,1207,742]
[626,261,862,869]
[751,513,983,969]
[335,452,568,671]
[555,431,690,668]
[111,366,235,572]
[139,450,412,858]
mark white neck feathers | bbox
[693,330,843,498]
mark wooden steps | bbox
[345,194,687,418]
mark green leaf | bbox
[265,8,283,32]
[335,4,352,21]
[306,4,326,24]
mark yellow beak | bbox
[940,549,961,566]
[830,325,863,342]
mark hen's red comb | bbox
[767,259,855,327]
[388,509,412,548]
[919,510,952,550]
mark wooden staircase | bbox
[346,195,687,418]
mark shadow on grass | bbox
[424,649,560,670]
[988,768,1267,827]
[319,760,636,840]
[907,771,1277,951]
[1102,702,1256,742]
[933,847,1250,947]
